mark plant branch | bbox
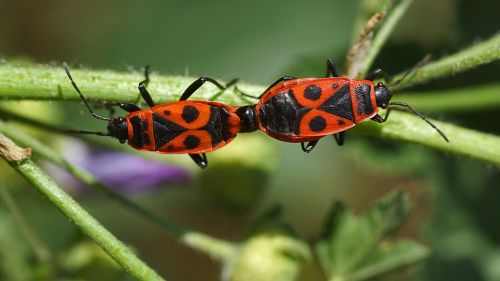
[352,110,500,166]
[0,133,165,281]
[1,58,499,165]
[397,83,500,112]
[0,120,237,262]
[393,33,500,90]
[358,0,415,77]
[0,61,261,104]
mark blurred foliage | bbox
[0,0,499,280]
[315,190,429,281]
[223,207,310,281]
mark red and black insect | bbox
[64,64,245,168]
[236,58,448,152]
[64,58,447,168]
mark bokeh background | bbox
[1,0,499,280]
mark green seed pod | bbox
[223,207,311,281]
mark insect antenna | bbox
[389,101,449,142]
[63,62,111,121]
[388,54,431,88]
[61,129,110,137]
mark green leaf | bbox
[348,240,430,281]
[315,190,411,280]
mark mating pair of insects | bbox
[64,58,448,168]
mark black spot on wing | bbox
[309,116,327,132]
[153,113,187,149]
[183,135,201,149]
[320,84,354,121]
[182,105,199,123]
[304,85,322,100]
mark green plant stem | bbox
[393,33,500,89]
[359,0,414,77]
[0,61,260,104]
[0,138,165,281]
[353,110,500,166]
[397,83,500,112]
[0,183,51,263]
[2,98,500,166]
[350,0,391,46]
[0,120,237,262]
[1,60,500,165]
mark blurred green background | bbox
[1,0,499,280]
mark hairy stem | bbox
[397,83,500,112]
[0,120,237,262]
[0,134,165,281]
[0,61,259,104]
[393,33,500,89]
[353,111,500,166]
[1,57,499,165]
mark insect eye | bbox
[112,117,124,125]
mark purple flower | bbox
[47,140,191,195]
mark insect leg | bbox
[234,87,260,100]
[225,78,239,88]
[138,65,155,107]
[333,132,345,146]
[189,153,208,169]
[300,140,319,153]
[179,77,227,101]
[234,75,297,100]
[208,78,243,101]
[116,103,142,113]
[258,76,296,99]
[371,108,393,123]
[365,68,391,82]
[326,58,340,77]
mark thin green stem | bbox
[352,111,500,166]
[359,0,414,78]
[0,120,237,262]
[0,183,51,263]
[0,61,261,104]
[393,33,500,89]
[397,83,500,112]
[0,136,165,281]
